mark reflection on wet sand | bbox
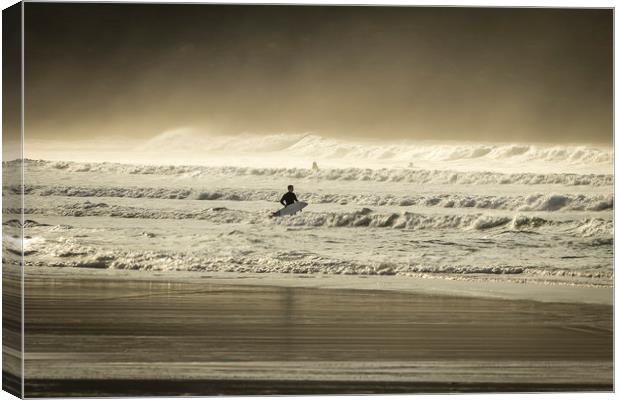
[22,270,612,397]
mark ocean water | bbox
[3,134,614,290]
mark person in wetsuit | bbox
[280,185,298,207]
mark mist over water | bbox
[25,129,613,174]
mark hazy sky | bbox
[23,4,612,144]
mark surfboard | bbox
[272,201,308,217]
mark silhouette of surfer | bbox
[271,185,301,217]
[280,185,298,207]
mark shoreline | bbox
[25,265,613,306]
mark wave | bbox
[137,130,613,166]
[20,131,613,175]
[13,160,614,186]
[15,184,614,212]
[17,235,612,284]
[286,134,613,165]
[20,185,194,200]
[278,209,612,236]
[15,202,613,237]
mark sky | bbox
[3,2,21,154]
[20,4,613,145]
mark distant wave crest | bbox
[12,160,614,186]
[137,130,613,165]
[286,134,613,164]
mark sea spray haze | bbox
[26,129,614,174]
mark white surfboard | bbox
[272,201,308,217]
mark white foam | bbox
[18,237,613,287]
[13,160,614,186]
[16,184,613,211]
[18,202,613,237]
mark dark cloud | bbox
[24,4,612,144]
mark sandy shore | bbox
[18,267,612,396]
[2,264,22,398]
[24,266,614,305]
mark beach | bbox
[21,267,613,397]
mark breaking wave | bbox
[14,202,612,237]
[285,134,613,164]
[15,184,613,211]
[13,159,614,186]
[136,130,613,166]
[16,234,612,285]
[20,130,614,175]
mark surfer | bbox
[280,185,298,207]
[271,185,307,218]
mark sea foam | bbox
[10,159,614,186]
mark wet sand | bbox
[2,264,22,398]
[21,269,613,397]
